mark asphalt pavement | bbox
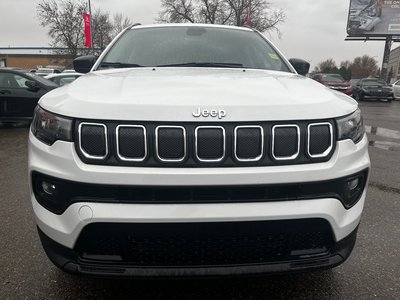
[1,101,399,299]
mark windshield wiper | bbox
[156,62,243,68]
[99,62,144,69]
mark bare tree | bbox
[313,58,338,74]
[92,9,113,52]
[158,0,285,33]
[37,0,87,56]
[340,60,352,69]
[350,55,379,78]
[112,13,133,38]
[37,0,132,57]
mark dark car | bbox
[0,68,58,122]
[312,73,353,96]
[352,78,393,102]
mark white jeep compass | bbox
[29,24,370,277]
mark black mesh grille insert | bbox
[196,127,225,160]
[75,219,334,267]
[236,127,263,160]
[273,126,298,159]
[80,124,107,157]
[75,120,336,167]
[309,124,331,156]
[117,126,146,160]
[156,127,185,160]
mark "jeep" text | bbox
[192,108,226,119]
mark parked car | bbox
[391,79,400,99]
[312,73,353,96]
[350,79,361,88]
[35,68,62,77]
[0,68,58,122]
[353,78,393,102]
[29,24,369,277]
[44,73,82,86]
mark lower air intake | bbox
[75,219,334,267]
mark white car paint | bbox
[28,24,370,275]
[40,68,357,122]
[392,80,400,99]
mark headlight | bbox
[31,106,73,145]
[336,108,365,144]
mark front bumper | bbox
[29,131,370,275]
[38,223,359,277]
[363,92,393,100]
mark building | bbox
[387,46,400,83]
[0,47,75,70]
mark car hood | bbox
[39,68,358,122]
[324,82,349,87]
[364,85,391,90]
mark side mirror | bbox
[289,58,310,76]
[25,80,40,92]
[73,55,97,73]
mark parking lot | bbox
[1,101,399,300]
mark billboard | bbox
[347,0,400,36]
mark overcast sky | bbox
[0,0,387,69]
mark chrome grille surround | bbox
[234,125,264,162]
[307,122,334,158]
[116,125,147,162]
[195,126,226,162]
[271,124,300,161]
[78,122,108,160]
[155,125,187,162]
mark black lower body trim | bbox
[37,222,358,278]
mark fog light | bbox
[42,181,56,195]
[342,173,366,209]
[347,178,359,191]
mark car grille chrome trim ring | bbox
[155,125,187,162]
[272,124,300,161]
[78,122,108,160]
[116,125,147,162]
[234,125,264,162]
[307,122,333,158]
[195,126,226,162]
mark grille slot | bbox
[116,125,147,161]
[78,123,108,159]
[195,126,226,162]
[155,126,186,162]
[307,123,333,158]
[234,126,264,161]
[75,219,333,267]
[272,125,300,160]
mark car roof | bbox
[0,68,30,74]
[130,23,254,32]
[44,73,82,79]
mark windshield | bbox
[363,79,387,86]
[321,75,345,83]
[36,69,53,74]
[98,26,291,72]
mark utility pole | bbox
[380,36,392,83]
[88,0,94,55]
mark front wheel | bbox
[355,93,363,101]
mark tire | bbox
[355,93,363,102]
